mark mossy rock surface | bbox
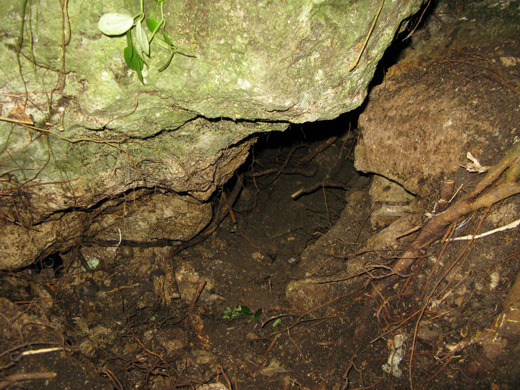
[0,0,423,269]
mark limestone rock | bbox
[0,0,424,269]
[369,175,416,227]
[89,191,212,243]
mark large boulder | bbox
[0,0,425,269]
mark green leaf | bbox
[222,307,233,319]
[146,17,164,43]
[272,318,282,327]
[239,305,251,315]
[135,19,150,57]
[123,32,144,84]
[146,18,160,33]
[174,48,197,58]
[124,46,136,70]
[254,309,262,321]
[98,13,134,36]
[135,58,144,84]
[155,38,171,50]
[123,32,138,70]
[157,51,175,72]
[162,30,174,46]
[126,29,133,49]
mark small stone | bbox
[149,269,166,281]
[117,246,134,259]
[287,257,299,265]
[155,328,188,351]
[196,383,229,390]
[81,281,99,297]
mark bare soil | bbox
[2,115,520,389]
[1,121,367,390]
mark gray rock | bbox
[0,0,424,269]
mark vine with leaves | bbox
[98,0,196,83]
[0,0,156,213]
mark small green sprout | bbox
[272,318,282,327]
[222,305,262,321]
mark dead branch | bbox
[249,166,317,178]
[291,180,350,200]
[299,135,340,164]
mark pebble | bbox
[117,246,134,259]
[149,269,166,281]
[81,281,99,297]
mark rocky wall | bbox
[0,0,425,269]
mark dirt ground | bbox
[0,121,364,389]
[2,116,520,389]
[2,2,520,389]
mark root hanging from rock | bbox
[168,173,245,257]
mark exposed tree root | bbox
[355,142,520,340]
